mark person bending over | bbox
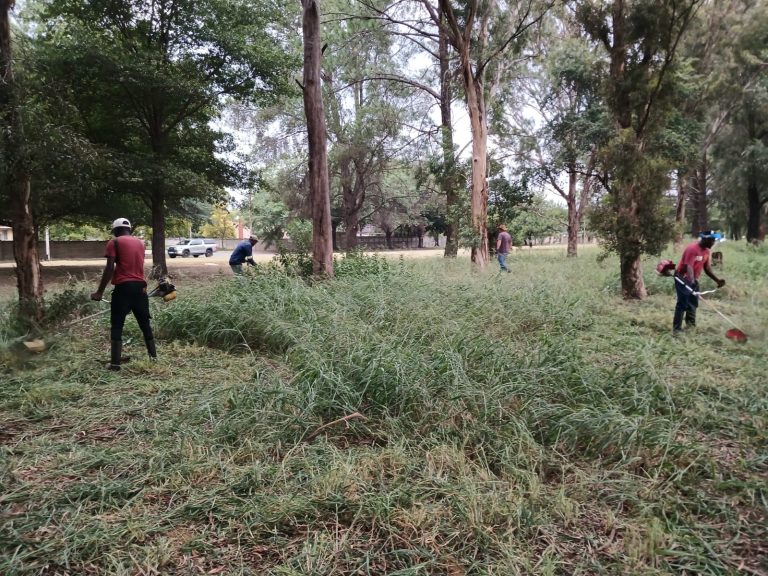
[229,236,258,275]
[673,230,726,333]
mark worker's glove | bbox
[246,258,256,266]
[716,278,726,288]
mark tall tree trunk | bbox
[620,248,646,300]
[302,0,334,277]
[331,219,339,251]
[615,179,647,299]
[463,68,489,268]
[746,170,761,243]
[150,184,167,279]
[438,0,489,268]
[745,104,762,243]
[689,152,709,235]
[344,215,358,252]
[566,171,578,257]
[439,16,459,258]
[10,179,43,320]
[674,168,687,245]
[1,0,44,321]
[609,1,645,300]
[340,159,359,252]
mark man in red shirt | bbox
[673,231,726,333]
[91,218,157,370]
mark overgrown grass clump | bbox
[1,244,766,575]
[0,281,99,355]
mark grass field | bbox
[1,244,766,575]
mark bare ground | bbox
[0,248,457,300]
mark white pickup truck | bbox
[167,238,218,258]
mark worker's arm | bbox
[91,257,115,300]
[703,261,725,287]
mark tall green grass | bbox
[1,243,766,575]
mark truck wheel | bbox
[182,250,190,258]
[193,255,199,258]
[169,255,176,259]
[205,249,213,257]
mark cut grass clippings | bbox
[1,243,766,575]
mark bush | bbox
[333,250,390,278]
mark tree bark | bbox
[439,16,459,258]
[464,68,489,268]
[674,169,687,245]
[746,170,761,243]
[566,171,578,257]
[620,248,646,300]
[1,0,44,321]
[10,179,43,320]
[150,184,168,279]
[745,104,762,243]
[438,0,490,269]
[689,152,709,235]
[331,219,339,251]
[302,0,334,277]
[340,158,358,251]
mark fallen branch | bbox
[304,412,367,442]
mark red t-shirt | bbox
[676,241,710,280]
[105,236,146,285]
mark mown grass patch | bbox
[1,243,766,575]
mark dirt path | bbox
[0,248,454,300]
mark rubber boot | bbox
[108,340,122,371]
[145,338,157,361]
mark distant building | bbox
[0,226,12,241]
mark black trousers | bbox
[673,278,699,330]
[110,281,154,342]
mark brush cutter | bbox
[148,279,177,301]
[673,275,748,342]
[56,278,177,334]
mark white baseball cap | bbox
[111,217,131,230]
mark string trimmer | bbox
[672,275,748,343]
[56,279,177,333]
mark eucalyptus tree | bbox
[434,0,552,268]
[301,0,334,275]
[708,0,768,242]
[669,0,753,238]
[537,40,605,257]
[497,9,608,257]
[322,0,429,251]
[574,0,704,299]
[35,0,296,277]
[1,0,43,320]
[335,0,464,257]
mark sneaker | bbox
[106,363,121,371]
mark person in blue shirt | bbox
[229,236,258,275]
